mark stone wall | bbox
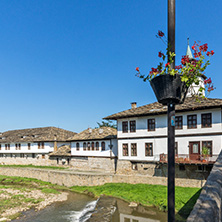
[187,150,222,222]
[116,160,211,182]
[0,156,52,166]
[0,156,211,183]
[0,156,117,172]
[0,167,205,188]
[69,157,116,172]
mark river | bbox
[12,192,167,222]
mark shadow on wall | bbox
[176,189,202,221]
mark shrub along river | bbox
[13,192,167,222]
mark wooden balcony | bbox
[159,153,218,165]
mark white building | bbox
[104,97,222,177]
[69,127,118,172]
[0,127,76,165]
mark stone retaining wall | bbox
[187,150,222,222]
[0,167,205,188]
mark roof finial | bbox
[186,37,193,59]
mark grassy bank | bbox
[0,175,200,221]
[0,164,67,170]
[0,175,69,221]
[71,183,201,220]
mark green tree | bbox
[96,120,117,129]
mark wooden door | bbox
[189,142,200,161]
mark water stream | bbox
[13,192,167,222]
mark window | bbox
[101,142,105,151]
[15,143,18,150]
[38,142,44,149]
[130,120,136,132]
[76,143,80,151]
[187,115,197,129]
[7,144,10,150]
[0,144,1,150]
[42,154,45,159]
[83,142,86,151]
[18,143,21,150]
[20,153,24,158]
[202,141,212,156]
[201,113,212,128]
[32,153,35,158]
[91,142,94,151]
[122,121,128,133]
[87,142,90,151]
[145,143,153,156]
[148,119,155,131]
[175,142,178,155]
[175,116,183,129]
[131,143,137,156]
[28,143,31,150]
[5,144,7,150]
[122,144,128,156]
[96,142,99,150]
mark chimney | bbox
[131,102,137,109]
[54,134,57,152]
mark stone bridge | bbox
[187,150,222,222]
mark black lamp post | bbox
[167,0,175,221]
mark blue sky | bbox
[0,0,221,133]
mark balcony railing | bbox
[159,153,218,164]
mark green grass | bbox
[41,188,60,194]
[0,164,67,170]
[71,183,201,219]
[0,175,200,221]
[0,175,69,220]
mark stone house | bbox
[49,145,71,165]
[104,96,222,179]
[69,127,118,172]
[0,127,76,165]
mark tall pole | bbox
[168,0,175,222]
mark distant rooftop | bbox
[68,127,117,141]
[0,127,76,143]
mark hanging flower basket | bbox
[135,31,215,101]
[150,74,188,105]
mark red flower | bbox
[204,78,212,84]
[158,51,164,58]
[199,43,208,52]
[165,62,170,67]
[158,30,164,37]
[175,65,182,70]
[151,68,158,72]
[136,67,140,72]
[181,55,190,65]
[206,50,215,56]
[207,86,214,92]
